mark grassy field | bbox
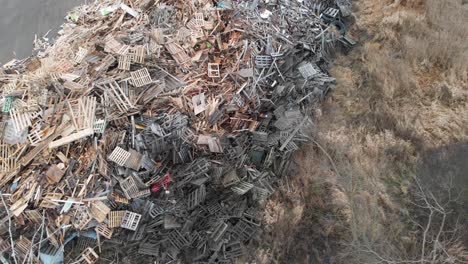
[256,0,468,263]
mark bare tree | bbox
[349,176,468,264]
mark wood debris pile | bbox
[0,0,353,263]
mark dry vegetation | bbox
[255,0,468,263]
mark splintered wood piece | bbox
[15,237,32,260]
[10,108,33,132]
[53,59,74,73]
[10,197,28,217]
[124,149,142,170]
[165,43,191,65]
[90,201,111,222]
[150,28,164,44]
[108,210,125,228]
[76,247,99,264]
[130,68,152,87]
[55,65,74,77]
[74,47,89,64]
[19,123,68,167]
[111,192,129,204]
[128,45,145,64]
[49,72,62,82]
[73,206,92,230]
[24,210,42,224]
[95,54,116,75]
[98,80,134,113]
[112,116,128,127]
[208,137,223,153]
[64,81,85,91]
[49,128,94,149]
[95,223,113,239]
[120,211,141,231]
[118,55,132,70]
[67,96,97,131]
[186,23,203,39]
[192,93,206,115]
[0,121,5,137]
[0,144,16,173]
[98,156,109,177]
[104,35,125,54]
[192,13,205,27]
[38,89,48,106]
[120,176,140,199]
[2,82,16,96]
[208,63,220,78]
[0,237,9,253]
[46,165,65,184]
[177,27,191,39]
[108,146,131,166]
[116,45,130,56]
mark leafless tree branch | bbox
[0,192,18,264]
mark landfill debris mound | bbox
[0,0,353,263]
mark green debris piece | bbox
[2,96,13,113]
[206,42,212,48]
[101,9,111,16]
[67,12,79,22]
[100,5,118,16]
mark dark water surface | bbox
[0,0,84,63]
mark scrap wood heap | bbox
[0,0,353,263]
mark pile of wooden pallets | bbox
[0,0,354,263]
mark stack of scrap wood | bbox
[0,0,353,263]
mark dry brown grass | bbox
[257,0,468,263]
[403,0,468,78]
[323,0,468,261]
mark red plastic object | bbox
[151,173,172,193]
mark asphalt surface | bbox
[0,0,83,64]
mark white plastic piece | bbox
[130,68,153,87]
[108,146,131,166]
[121,211,141,231]
[298,63,318,79]
[120,3,140,18]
